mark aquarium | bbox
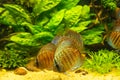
[0,0,120,80]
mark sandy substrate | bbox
[0,68,120,80]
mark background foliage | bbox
[0,0,120,72]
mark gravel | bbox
[0,69,120,80]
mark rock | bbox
[14,67,27,75]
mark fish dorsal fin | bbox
[115,7,120,19]
[64,30,83,44]
[64,30,84,52]
[111,8,120,32]
[51,35,62,45]
[113,18,120,32]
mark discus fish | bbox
[36,43,56,69]
[107,7,120,49]
[107,19,120,50]
[53,36,85,72]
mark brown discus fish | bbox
[53,37,85,72]
[36,43,56,69]
[107,26,120,50]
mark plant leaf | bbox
[58,0,80,9]
[33,0,61,16]
[70,20,92,32]
[33,32,54,41]
[81,24,104,45]
[3,4,31,23]
[10,32,39,46]
[21,22,43,34]
[64,5,83,26]
[0,7,16,25]
[80,5,90,19]
[44,9,65,30]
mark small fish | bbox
[53,36,85,72]
[36,43,56,69]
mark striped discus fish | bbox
[107,19,120,50]
[53,36,85,72]
[36,43,56,69]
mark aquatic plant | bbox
[101,0,117,10]
[0,47,29,69]
[82,49,120,74]
[81,24,104,45]
[0,1,92,45]
[1,0,117,47]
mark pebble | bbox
[14,67,27,75]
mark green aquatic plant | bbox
[33,0,61,16]
[0,44,29,69]
[44,9,65,31]
[0,50,28,69]
[0,1,93,50]
[81,24,104,45]
[64,5,92,32]
[82,49,120,74]
[115,62,120,70]
[9,32,54,46]
[101,0,117,10]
